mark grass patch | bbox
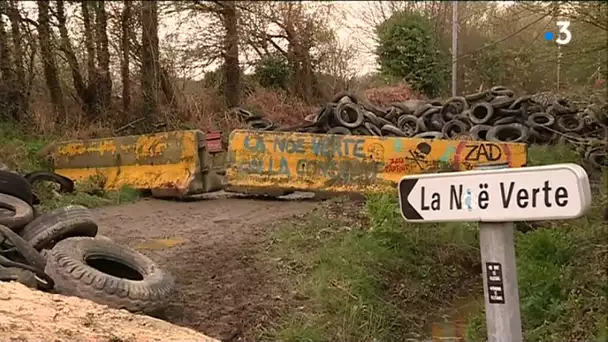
[1,124,141,210]
[0,123,50,172]
[465,145,607,341]
[264,144,607,341]
[263,198,480,341]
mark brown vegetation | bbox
[0,1,604,139]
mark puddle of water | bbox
[135,238,186,250]
[429,295,482,341]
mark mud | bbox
[93,192,317,341]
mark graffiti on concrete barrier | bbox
[244,134,367,158]
[463,142,503,162]
[227,130,528,194]
[239,133,383,184]
[453,141,513,170]
[406,142,432,168]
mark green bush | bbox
[254,55,291,90]
[375,10,447,97]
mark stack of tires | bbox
[0,169,175,314]
[237,88,608,172]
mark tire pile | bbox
[0,169,175,314]
[235,86,608,171]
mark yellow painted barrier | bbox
[50,130,225,197]
[225,130,528,194]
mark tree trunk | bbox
[121,0,131,112]
[81,1,97,85]
[37,0,66,117]
[56,0,87,107]
[141,0,160,119]
[0,0,17,120]
[0,1,13,84]
[7,0,27,115]
[94,0,112,108]
[221,1,241,108]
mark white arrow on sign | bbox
[398,163,592,222]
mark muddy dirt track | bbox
[93,192,317,341]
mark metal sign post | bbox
[476,163,521,341]
[398,163,592,342]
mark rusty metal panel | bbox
[51,130,204,196]
[225,130,528,194]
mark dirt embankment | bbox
[0,282,220,342]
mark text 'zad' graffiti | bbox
[239,134,384,183]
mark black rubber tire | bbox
[0,170,34,205]
[390,102,414,115]
[19,205,98,251]
[0,193,34,231]
[248,118,274,130]
[497,108,523,117]
[493,116,518,125]
[508,95,531,110]
[231,108,260,121]
[363,110,380,126]
[45,237,175,314]
[375,116,393,128]
[381,124,407,137]
[527,112,555,128]
[584,148,608,171]
[413,104,433,117]
[331,91,358,104]
[24,171,75,194]
[469,124,493,141]
[334,102,364,128]
[430,112,445,131]
[414,131,443,139]
[327,126,352,135]
[314,105,333,125]
[0,266,37,289]
[465,91,490,102]
[451,132,476,141]
[556,114,585,133]
[441,119,469,138]
[351,127,369,135]
[486,123,530,143]
[441,96,468,120]
[384,107,400,123]
[397,114,420,136]
[490,96,515,109]
[364,122,382,136]
[469,102,494,124]
[0,224,47,274]
[490,86,515,97]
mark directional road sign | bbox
[398,163,592,222]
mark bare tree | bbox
[220,1,240,108]
[141,0,160,118]
[82,1,97,88]
[94,1,112,108]
[56,0,87,107]
[8,0,27,115]
[37,0,66,116]
[121,0,131,112]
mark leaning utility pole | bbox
[451,1,459,96]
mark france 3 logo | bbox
[544,21,572,45]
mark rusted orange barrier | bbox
[224,130,528,195]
